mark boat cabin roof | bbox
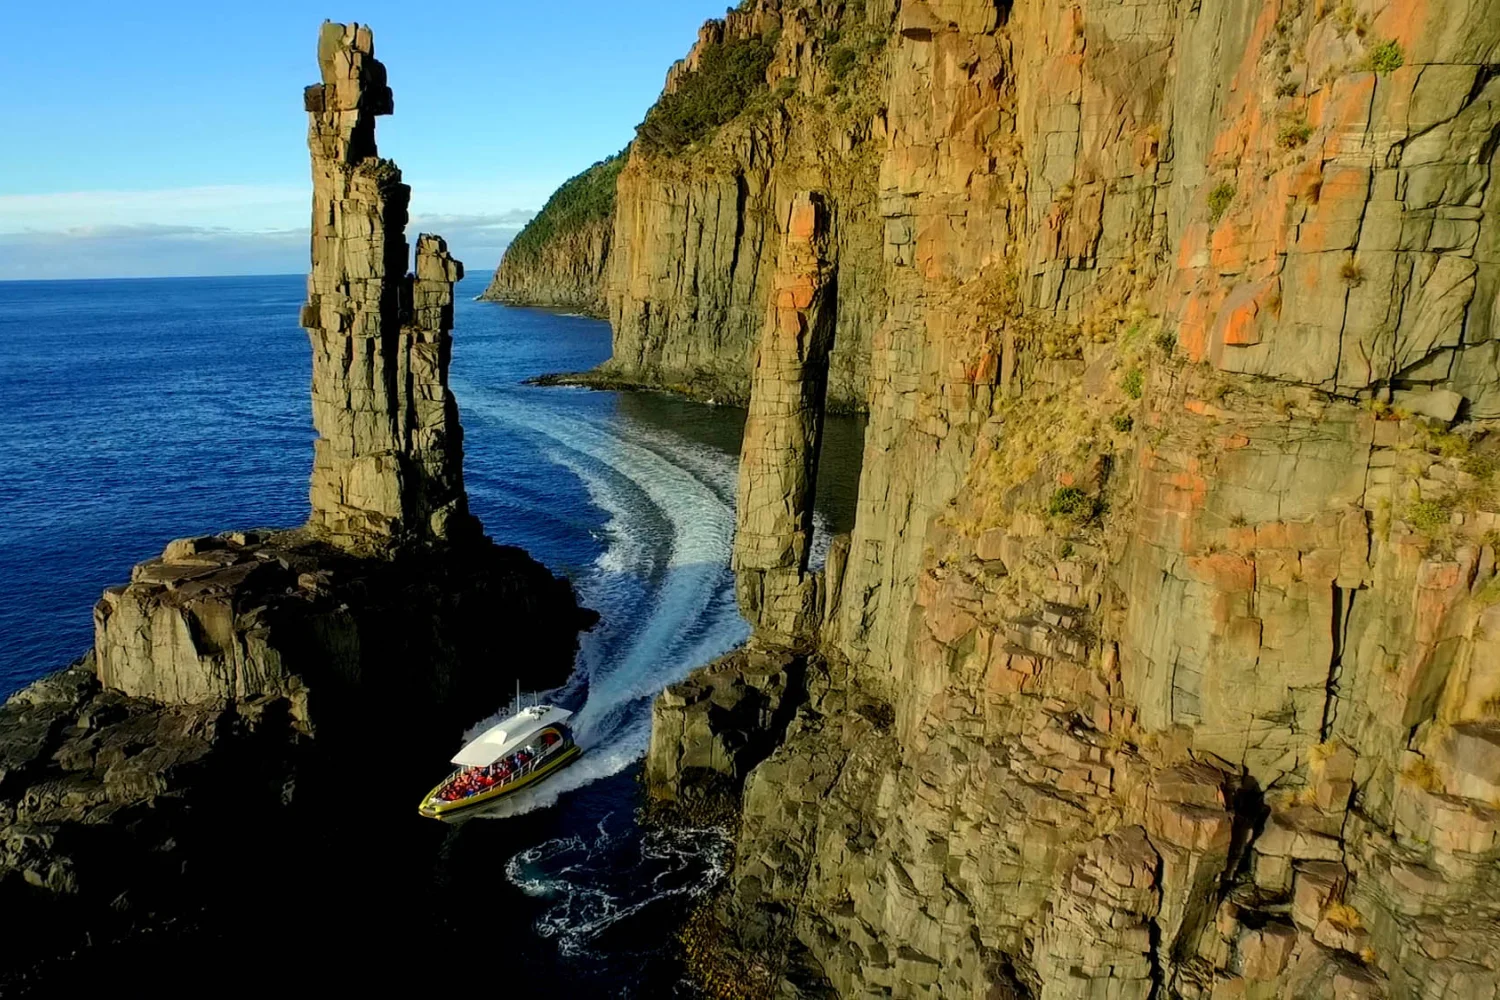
[451,705,572,767]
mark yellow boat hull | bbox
[418,744,582,818]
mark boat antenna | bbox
[515,677,520,713]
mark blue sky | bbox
[0,1,729,279]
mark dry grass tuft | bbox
[1277,116,1314,149]
[1323,902,1363,931]
[1403,755,1445,793]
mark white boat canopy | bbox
[450,705,573,768]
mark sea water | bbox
[0,273,862,993]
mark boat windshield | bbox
[436,728,568,802]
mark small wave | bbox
[504,820,732,960]
[548,447,656,579]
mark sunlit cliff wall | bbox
[634,0,1500,996]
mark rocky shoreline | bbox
[0,25,597,987]
[479,152,623,317]
[478,222,611,318]
[525,369,868,416]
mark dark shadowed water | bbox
[0,273,863,994]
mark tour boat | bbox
[417,705,582,818]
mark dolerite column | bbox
[402,234,471,541]
[299,21,471,550]
[733,192,837,645]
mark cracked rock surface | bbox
[636,0,1500,997]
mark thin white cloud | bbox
[0,225,305,279]
[0,211,537,280]
[0,185,308,235]
[407,210,537,277]
[7,223,304,242]
[0,175,544,278]
[409,209,536,230]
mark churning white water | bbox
[445,375,755,964]
[452,381,751,820]
[503,815,732,958]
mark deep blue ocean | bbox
[0,272,861,993]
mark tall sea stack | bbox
[733,192,839,644]
[89,22,581,716]
[301,22,472,548]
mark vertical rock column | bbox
[300,22,470,549]
[733,192,837,644]
[402,234,469,541]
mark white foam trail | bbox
[503,821,732,958]
[549,446,654,578]
[611,419,740,508]
[449,379,750,818]
[618,412,833,570]
[809,507,834,571]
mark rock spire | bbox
[299,21,472,549]
[732,191,838,644]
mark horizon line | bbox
[0,269,499,285]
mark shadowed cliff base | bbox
[525,368,869,416]
[0,536,590,990]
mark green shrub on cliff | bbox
[1206,182,1235,223]
[1365,39,1404,74]
[1406,497,1453,533]
[1048,486,1101,523]
[504,151,627,265]
[829,44,858,80]
[637,31,779,153]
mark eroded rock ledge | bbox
[1,527,588,982]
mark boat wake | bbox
[503,814,731,959]
[447,374,762,972]
[452,380,751,817]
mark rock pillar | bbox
[732,192,837,644]
[299,21,472,549]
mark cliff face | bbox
[645,0,1500,997]
[597,4,886,410]
[479,152,624,316]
